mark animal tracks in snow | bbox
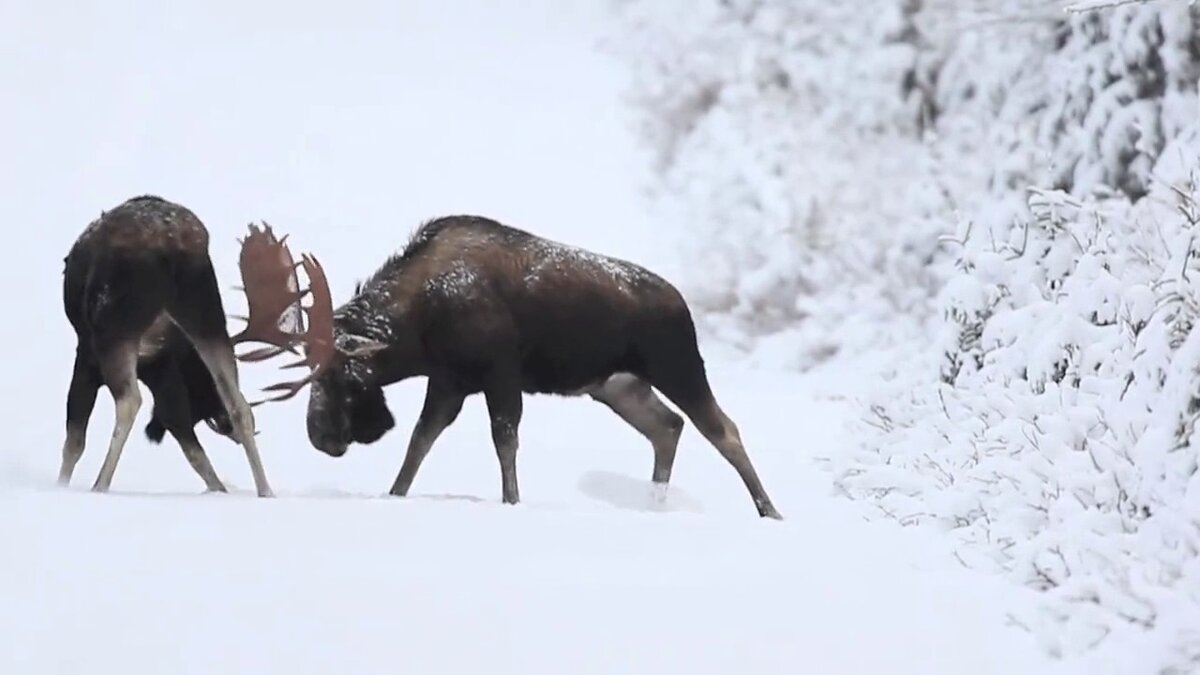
[576,470,705,515]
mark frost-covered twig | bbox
[1064,0,1164,13]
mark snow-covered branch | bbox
[1064,0,1179,14]
[1066,0,1151,13]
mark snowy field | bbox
[0,1,1127,673]
[2,359,1075,674]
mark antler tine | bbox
[238,345,291,362]
[261,369,322,398]
[296,252,337,372]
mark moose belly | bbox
[518,335,636,395]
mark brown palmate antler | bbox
[231,223,336,404]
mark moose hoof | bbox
[760,506,784,520]
[651,482,669,504]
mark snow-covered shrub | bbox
[614,0,1200,668]
[1039,3,1200,200]
[611,0,1200,371]
[836,74,1200,675]
[608,0,955,369]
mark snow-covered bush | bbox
[836,160,1200,668]
[832,3,1200,667]
[933,0,1200,202]
[611,0,1200,370]
[608,0,954,369]
[615,0,1200,669]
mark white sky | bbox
[2,0,677,473]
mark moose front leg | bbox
[390,379,464,497]
[144,360,227,493]
[484,379,523,505]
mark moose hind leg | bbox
[84,259,172,493]
[484,377,523,505]
[59,349,101,486]
[688,398,782,520]
[91,342,142,493]
[642,332,782,519]
[589,374,684,488]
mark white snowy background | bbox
[2,0,1195,673]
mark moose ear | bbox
[334,333,387,357]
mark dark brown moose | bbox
[232,216,781,518]
[59,195,273,497]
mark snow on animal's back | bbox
[519,235,658,291]
[414,216,683,315]
[509,231,690,327]
[72,195,209,254]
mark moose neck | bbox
[333,298,423,387]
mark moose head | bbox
[230,224,391,456]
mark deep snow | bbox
[3,1,1082,673]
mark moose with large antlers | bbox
[233,216,782,518]
[59,195,274,496]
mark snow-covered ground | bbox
[3,358,1075,674]
[1,1,1092,673]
